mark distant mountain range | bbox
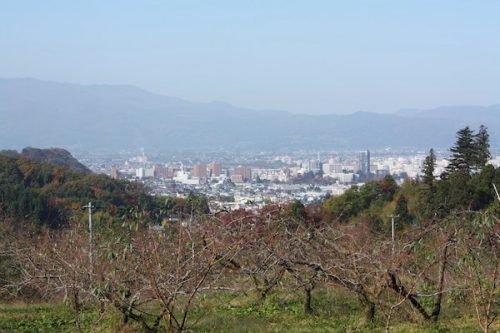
[0,78,498,151]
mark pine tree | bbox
[422,148,436,187]
[445,127,475,176]
[473,124,491,170]
[288,199,308,222]
[394,195,412,224]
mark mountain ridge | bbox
[0,78,498,151]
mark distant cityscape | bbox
[76,149,500,212]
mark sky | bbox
[1,0,499,114]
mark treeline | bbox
[323,125,500,229]
[3,199,497,332]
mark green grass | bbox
[0,302,140,333]
[0,290,493,332]
[0,303,75,333]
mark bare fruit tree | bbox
[452,213,499,333]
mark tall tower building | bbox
[366,150,371,175]
[360,150,371,176]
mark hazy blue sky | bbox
[1,0,499,114]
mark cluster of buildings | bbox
[83,148,497,211]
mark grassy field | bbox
[0,289,491,332]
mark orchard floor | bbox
[0,289,491,333]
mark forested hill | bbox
[0,149,210,228]
[0,147,91,174]
[0,153,153,228]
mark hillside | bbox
[0,153,152,227]
[0,78,499,151]
[0,147,91,174]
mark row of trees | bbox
[1,204,497,332]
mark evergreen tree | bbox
[422,148,436,187]
[445,127,475,176]
[473,125,491,170]
[288,199,307,222]
[183,192,210,216]
[394,195,412,224]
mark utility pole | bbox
[81,202,95,272]
[388,214,399,256]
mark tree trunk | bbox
[304,287,313,315]
[363,301,376,322]
[430,239,450,323]
[387,272,431,321]
[358,293,375,322]
[72,289,83,333]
